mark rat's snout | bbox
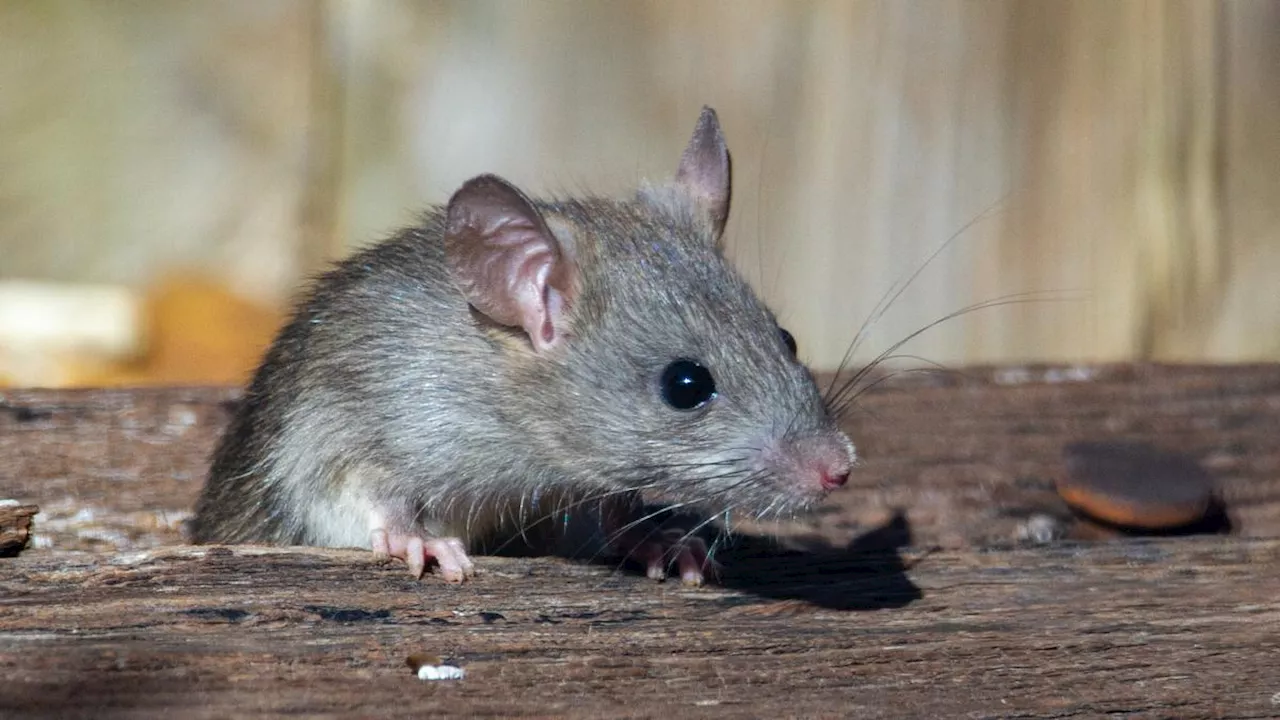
[773,430,856,496]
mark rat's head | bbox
[442,107,855,519]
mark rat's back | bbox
[188,217,504,546]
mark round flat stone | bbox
[1057,441,1214,530]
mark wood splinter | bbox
[0,500,40,557]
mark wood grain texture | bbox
[2,541,1278,718]
[2,365,1280,717]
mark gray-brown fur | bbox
[189,107,854,566]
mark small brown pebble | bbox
[1057,442,1214,530]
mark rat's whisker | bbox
[826,290,1081,411]
[486,484,663,555]
[829,368,941,420]
[828,356,968,420]
[587,501,698,576]
[825,195,1010,398]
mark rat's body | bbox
[190,108,856,583]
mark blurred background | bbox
[1,0,1276,389]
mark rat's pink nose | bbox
[820,470,849,490]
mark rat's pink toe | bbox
[369,530,475,582]
[675,538,718,586]
[405,536,428,578]
[628,529,716,585]
[422,537,474,583]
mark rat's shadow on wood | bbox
[496,508,924,612]
[708,511,923,611]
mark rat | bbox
[188,107,856,585]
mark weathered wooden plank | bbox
[1,386,231,552]
[3,365,1280,717]
[2,540,1278,718]
[3,364,1279,552]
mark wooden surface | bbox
[3,364,1280,717]
[3,540,1279,719]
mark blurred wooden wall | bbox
[1,0,1276,385]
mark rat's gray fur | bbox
[190,131,853,557]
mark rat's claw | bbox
[422,537,475,583]
[644,555,667,582]
[628,537,670,581]
[369,530,476,582]
[675,536,720,586]
[405,536,427,579]
[632,529,717,586]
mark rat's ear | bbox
[674,106,732,237]
[444,174,576,353]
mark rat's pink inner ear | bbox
[674,106,732,237]
[443,174,575,352]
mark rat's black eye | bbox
[661,359,717,410]
[779,327,797,356]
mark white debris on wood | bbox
[416,664,465,681]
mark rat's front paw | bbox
[370,529,476,583]
[622,527,720,586]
